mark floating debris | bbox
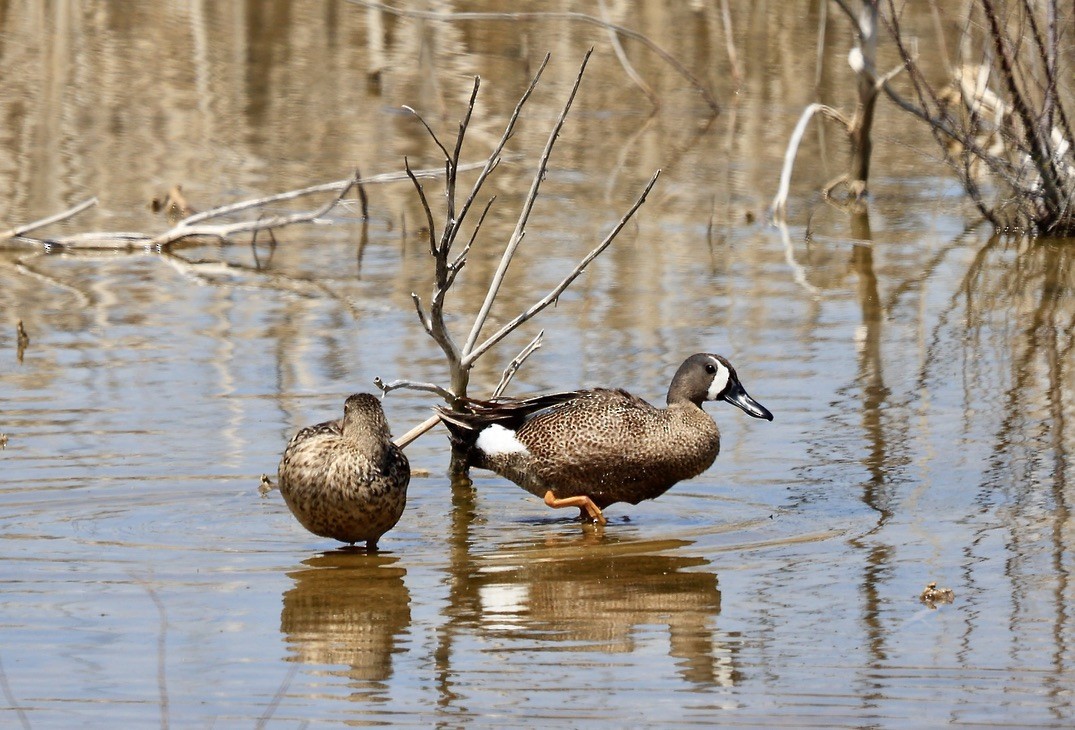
[150,184,196,220]
[258,473,277,495]
[920,581,955,608]
[16,320,29,362]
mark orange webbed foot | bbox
[543,490,607,525]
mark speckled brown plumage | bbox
[438,354,773,523]
[278,393,409,548]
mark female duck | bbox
[438,353,772,524]
[278,393,409,548]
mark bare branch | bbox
[0,197,97,243]
[442,77,482,254]
[447,195,496,286]
[411,292,434,335]
[771,103,851,220]
[394,414,441,449]
[404,159,438,256]
[451,56,549,246]
[492,330,544,398]
[463,48,593,359]
[179,165,462,227]
[374,378,455,401]
[403,105,452,164]
[464,169,660,367]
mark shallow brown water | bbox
[2,2,1075,728]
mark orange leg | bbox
[543,490,607,525]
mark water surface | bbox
[2,2,1073,727]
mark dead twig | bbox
[462,49,594,359]
[463,169,660,368]
[771,103,851,220]
[492,330,544,398]
[374,378,455,401]
[0,197,97,243]
[6,163,484,251]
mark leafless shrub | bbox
[774,0,1075,235]
[377,52,660,449]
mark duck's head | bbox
[667,353,773,421]
[342,393,392,435]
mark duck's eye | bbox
[705,363,717,374]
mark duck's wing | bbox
[286,417,343,448]
[436,391,584,440]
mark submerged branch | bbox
[346,0,719,113]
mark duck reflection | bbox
[280,551,410,685]
[471,535,735,688]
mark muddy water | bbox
[2,2,1074,727]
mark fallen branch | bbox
[5,162,484,251]
[0,197,97,243]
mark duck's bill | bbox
[723,381,774,421]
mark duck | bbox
[278,393,410,548]
[437,353,773,525]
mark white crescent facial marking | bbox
[706,358,731,401]
[476,423,531,457]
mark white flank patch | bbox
[476,423,531,457]
[706,359,731,401]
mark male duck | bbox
[437,353,773,524]
[278,393,410,548]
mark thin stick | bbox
[0,197,98,242]
[374,378,455,401]
[179,164,476,227]
[394,414,441,449]
[463,169,660,367]
[463,49,593,359]
[492,330,543,398]
[450,56,550,249]
[404,159,438,255]
[771,103,850,220]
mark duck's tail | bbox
[435,392,579,457]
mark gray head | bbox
[666,353,773,421]
[341,393,392,438]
